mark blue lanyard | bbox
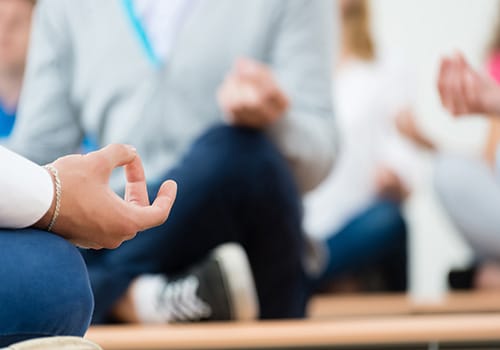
[121,0,162,68]
[0,103,15,138]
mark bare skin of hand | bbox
[438,53,500,117]
[33,144,177,250]
[475,262,500,290]
[217,58,289,128]
[375,165,410,203]
[395,109,436,151]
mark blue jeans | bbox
[314,199,408,291]
[82,125,306,322]
[0,230,93,347]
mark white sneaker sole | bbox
[4,337,102,350]
[212,243,259,321]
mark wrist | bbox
[33,168,57,230]
[492,95,500,116]
[484,84,500,115]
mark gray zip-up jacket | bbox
[10,0,337,192]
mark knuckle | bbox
[246,99,260,110]
[259,65,271,76]
[107,241,122,250]
[123,220,139,236]
[101,238,118,250]
[234,105,246,115]
[151,215,165,228]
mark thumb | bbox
[152,180,178,213]
[134,180,178,230]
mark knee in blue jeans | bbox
[196,125,275,157]
[196,124,296,190]
[0,231,94,338]
[368,200,407,242]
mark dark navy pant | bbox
[314,199,408,291]
[82,125,306,323]
[0,230,93,347]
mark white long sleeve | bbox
[0,146,54,229]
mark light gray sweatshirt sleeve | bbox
[268,0,338,193]
[9,0,82,164]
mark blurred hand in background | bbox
[438,53,500,117]
[217,58,289,129]
[375,165,410,203]
[396,109,436,151]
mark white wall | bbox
[369,0,499,300]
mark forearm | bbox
[268,0,336,192]
[0,146,54,229]
[411,131,437,151]
[482,119,500,167]
[485,93,500,117]
[32,168,56,230]
[268,112,337,193]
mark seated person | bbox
[0,144,176,347]
[437,48,500,290]
[400,16,500,290]
[304,0,419,293]
[9,0,336,323]
[0,0,97,153]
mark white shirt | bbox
[133,0,197,61]
[0,146,53,228]
[304,54,421,239]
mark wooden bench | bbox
[308,291,500,319]
[86,313,500,350]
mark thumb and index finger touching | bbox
[90,143,178,228]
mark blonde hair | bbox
[341,0,375,61]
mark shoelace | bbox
[156,276,212,322]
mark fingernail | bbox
[165,180,178,198]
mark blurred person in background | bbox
[9,0,336,324]
[400,8,500,290]
[0,0,33,141]
[304,0,420,293]
[0,0,97,151]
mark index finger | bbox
[88,144,137,177]
[124,154,149,206]
[437,57,450,98]
[236,59,288,111]
[235,58,273,88]
[437,57,454,111]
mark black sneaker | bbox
[448,264,478,290]
[157,243,259,322]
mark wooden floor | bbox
[85,292,500,350]
[86,314,500,350]
[308,291,500,319]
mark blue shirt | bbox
[0,100,98,152]
[0,102,16,139]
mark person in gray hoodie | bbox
[10,0,337,324]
